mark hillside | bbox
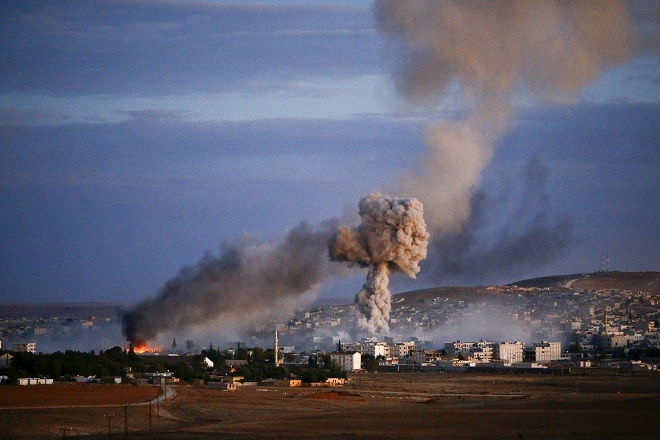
[508,271,660,294]
[392,271,660,305]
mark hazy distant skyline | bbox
[1,0,658,305]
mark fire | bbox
[130,340,161,354]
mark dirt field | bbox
[0,384,159,409]
[1,373,659,439]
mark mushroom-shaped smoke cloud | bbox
[330,193,430,334]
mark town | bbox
[1,272,659,439]
[2,272,659,382]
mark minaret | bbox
[274,326,281,367]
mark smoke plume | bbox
[122,221,336,346]
[330,193,430,333]
[123,1,637,344]
[376,0,635,270]
[422,158,574,284]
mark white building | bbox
[495,342,524,364]
[361,342,390,358]
[18,378,53,386]
[329,351,361,372]
[13,342,37,354]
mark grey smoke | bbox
[330,193,430,334]
[122,221,337,345]
[376,0,635,273]
[422,158,574,283]
[122,1,638,344]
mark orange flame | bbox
[130,340,161,354]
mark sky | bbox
[1,0,658,306]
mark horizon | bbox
[1,269,657,309]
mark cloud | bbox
[0,0,381,97]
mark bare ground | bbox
[2,373,659,439]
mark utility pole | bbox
[123,404,128,436]
[103,413,114,439]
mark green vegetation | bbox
[1,346,347,385]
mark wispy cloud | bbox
[0,1,380,97]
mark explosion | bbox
[121,0,636,345]
[330,193,430,334]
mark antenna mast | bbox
[600,254,610,272]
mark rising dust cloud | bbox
[330,193,429,334]
[122,0,636,345]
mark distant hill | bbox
[390,271,660,306]
[508,271,660,294]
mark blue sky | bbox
[1,0,658,305]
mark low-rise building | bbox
[208,381,237,391]
[325,377,345,387]
[274,379,302,387]
[18,378,53,385]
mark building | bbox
[609,335,632,348]
[524,341,561,362]
[409,350,428,365]
[325,377,345,387]
[273,379,302,387]
[445,341,473,356]
[0,353,12,369]
[495,342,524,364]
[361,342,391,358]
[391,341,416,359]
[13,342,37,354]
[329,351,361,372]
[208,381,237,391]
[18,378,53,386]
[445,340,494,362]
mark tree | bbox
[362,354,379,372]
[322,354,332,369]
